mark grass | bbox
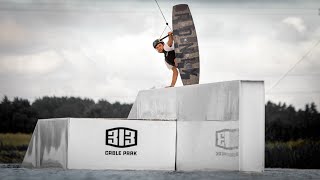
[0,133,319,168]
[266,139,320,168]
[0,133,31,163]
[0,133,31,146]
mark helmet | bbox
[153,39,164,48]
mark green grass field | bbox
[0,133,31,163]
[0,133,31,146]
[266,139,320,168]
[0,133,319,168]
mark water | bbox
[1,164,320,180]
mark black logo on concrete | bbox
[106,127,137,148]
[216,129,239,150]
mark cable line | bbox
[267,39,320,93]
[154,0,172,31]
[159,25,168,39]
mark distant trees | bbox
[84,100,132,118]
[32,96,95,118]
[265,101,320,141]
[1,96,320,142]
[0,97,37,133]
[0,96,133,133]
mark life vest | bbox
[163,50,176,67]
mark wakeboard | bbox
[172,4,200,85]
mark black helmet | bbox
[153,39,164,48]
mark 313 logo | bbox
[106,127,138,148]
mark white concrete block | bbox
[128,88,177,120]
[68,118,176,170]
[127,80,264,172]
[176,121,239,171]
[128,81,240,121]
[176,81,239,121]
[22,118,176,170]
[239,81,265,172]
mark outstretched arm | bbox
[166,66,178,88]
[167,31,174,47]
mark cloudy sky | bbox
[0,0,319,110]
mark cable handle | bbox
[159,33,173,41]
[159,34,169,41]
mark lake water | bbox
[1,164,320,180]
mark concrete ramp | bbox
[129,80,264,172]
[23,80,264,172]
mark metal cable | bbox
[154,0,172,30]
[159,25,167,39]
[267,39,320,93]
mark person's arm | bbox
[166,66,178,88]
[167,31,174,47]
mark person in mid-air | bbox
[153,31,178,88]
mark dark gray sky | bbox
[0,0,319,110]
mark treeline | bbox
[1,96,320,139]
[0,96,132,133]
[265,101,320,141]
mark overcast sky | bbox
[0,0,319,110]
